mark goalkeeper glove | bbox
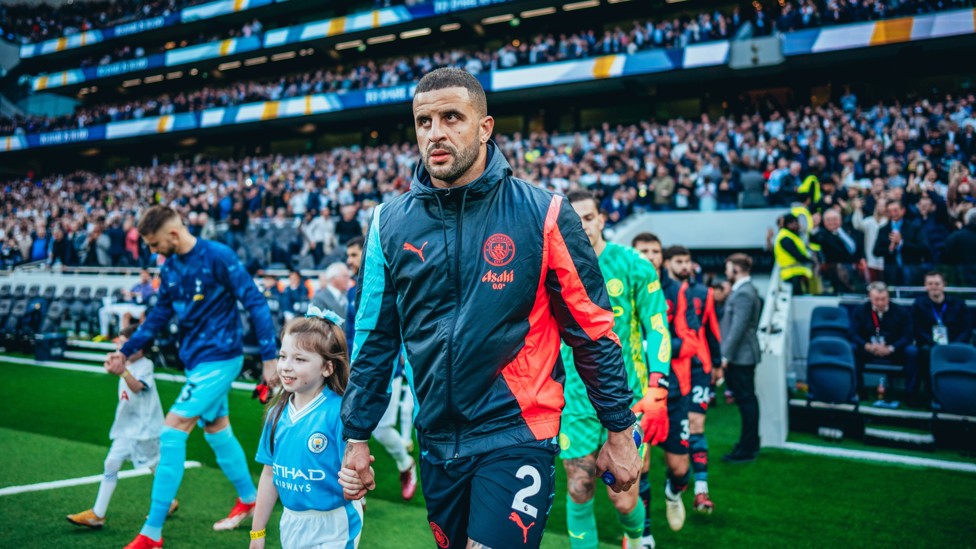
[252,382,271,404]
[632,373,669,446]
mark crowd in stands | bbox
[75,18,265,69]
[3,90,976,287]
[4,0,974,137]
[0,0,206,44]
[0,0,424,44]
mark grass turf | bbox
[1,360,975,548]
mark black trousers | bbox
[726,363,760,453]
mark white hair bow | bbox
[305,305,345,327]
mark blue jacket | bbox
[121,239,277,369]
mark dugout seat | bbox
[12,285,25,299]
[810,306,850,342]
[42,286,56,301]
[0,299,12,335]
[3,299,29,344]
[26,285,40,299]
[0,284,10,299]
[807,336,859,404]
[58,287,76,333]
[39,301,66,334]
[931,344,976,416]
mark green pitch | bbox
[0,361,974,548]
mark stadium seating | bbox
[930,343,976,416]
[806,336,858,404]
[809,306,850,342]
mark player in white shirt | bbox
[67,323,177,528]
[250,308,365,549]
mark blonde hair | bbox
[265,317,349,453]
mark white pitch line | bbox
[782,442,976,473]
[0,461,202,496]
[0,354,257,391]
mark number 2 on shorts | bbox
[511,465,541,519]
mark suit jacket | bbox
[311,285,346,318]
[813,227,864,264]
[720,280,762,366]
[872,218,930,266]
[911,296,972,347]
[849,302,913,353]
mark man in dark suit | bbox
[849,281,917,391]
[872,200,929,286]
[911,271,972,402]
[718,253,763,463]
[812,208,865,294]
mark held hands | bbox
[596,428,640,493]
[631,386,669,446]
[340,441,376,500]
[104,351,127,375]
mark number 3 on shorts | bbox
[177,382,196,404]
[511,465,541,519]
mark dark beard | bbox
[424,141,479,184]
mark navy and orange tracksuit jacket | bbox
[661,273,702,398]
[340,143,636,461]
[688,281,722,374]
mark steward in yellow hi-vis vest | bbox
[775,214,813,295]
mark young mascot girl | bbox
[249,307,366,548]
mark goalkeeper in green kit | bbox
[560,190,671,549]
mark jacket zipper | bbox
[446,189,468,459]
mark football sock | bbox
[665,470,690,501]
[566,497,599,549]
[92,457,122,518]
[618,501,646,542]
[399,385,415,442]
[142,427,188,541]
[204,425,257,504]
[689,433,709,493]
[639,473,651,537]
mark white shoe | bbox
[665,492,686,531]
[641,535,656,549]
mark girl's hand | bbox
[338,461,375,500]
[249,537,266,549]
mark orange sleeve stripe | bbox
[547,197,620,346]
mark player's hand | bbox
[632,386,669,446]
[249,537,266,549]
[261,359,279,388]
[596,428,641,493]
[338,456,375,500]
[104,351,126,375]
[341,441,375,500]
[711,365,724,385]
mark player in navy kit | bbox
[105,205,279,549]
[665,246,720,514]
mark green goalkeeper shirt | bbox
[562,241,671,413]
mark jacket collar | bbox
[410,140,512,201]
